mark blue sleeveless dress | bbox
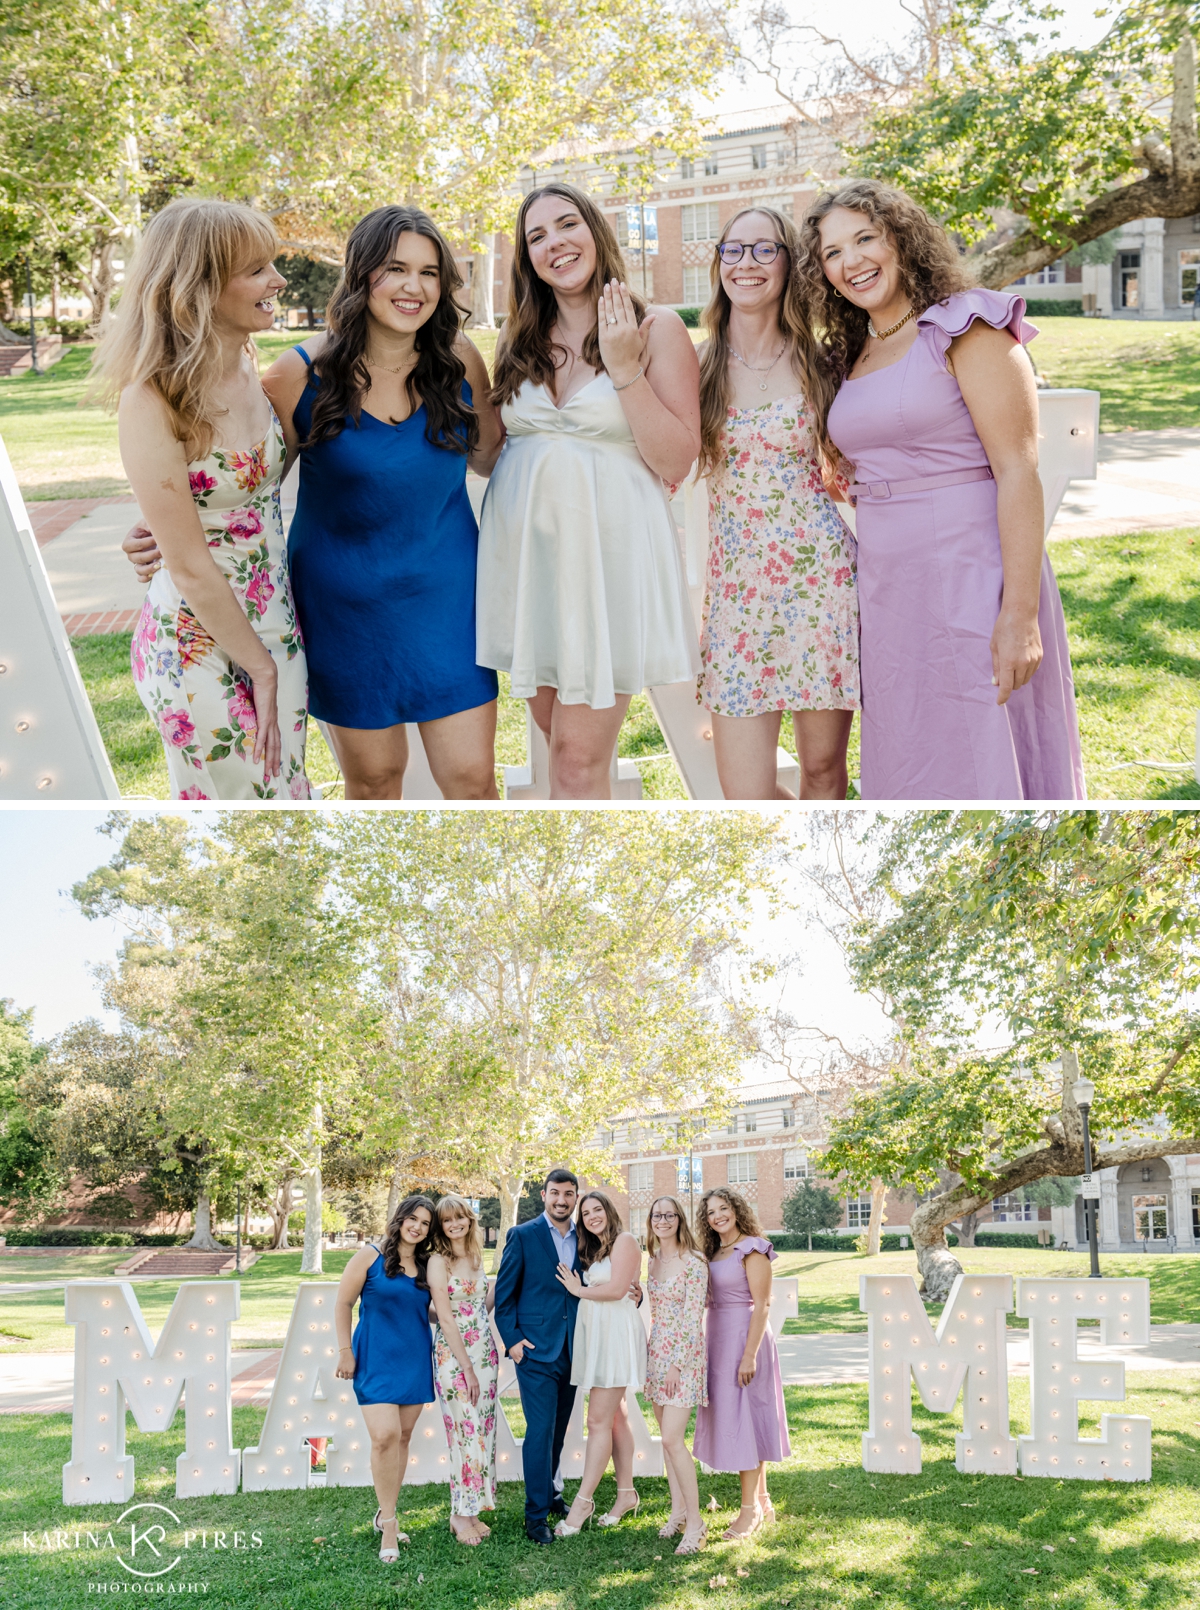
[351,1248,435,1407]
[288,350,499,728]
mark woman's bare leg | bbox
[791,709,853,800]
[652,1402,685,1527]
[562,1386,624,1526]
[418,700,499,800]
[656,1403,700,1528]
[711,711,791,800]
[325,723,407,801]
[528,687,632,800]
[602,1394,637,1519]
[361,1402,423,1549]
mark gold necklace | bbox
[367,354,416,374]
[867,307,915,341]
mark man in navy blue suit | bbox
[493,1168,583,1544]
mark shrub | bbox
[131,1233,191,1246]
[2,1228,135,1246]
[973,1229,1055,1248]
[51,318,89,341]
[1023,298,1084,317]
[676,306,701,327]
[768,1230,956,1252]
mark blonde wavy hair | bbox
[90,197,280,459]
[431,1193,484,1269]
[794,179,973,464]
[697,206,827,477]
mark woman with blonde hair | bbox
[796,179,1084,800]
[552,1189,647,1533]
[427,1195,499,1544]
[696,207,859,799]
[94,197,309,799]
[644,1195,709,1554]
[476,182,700,798]
[692,1187,790,1540]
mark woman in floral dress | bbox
[696,206,859,799]
[93,196,309,800]
[644,1195,709,1555]
[427,1195,499,1544]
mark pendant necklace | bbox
[866,307,915,341]
[730,343,785,391]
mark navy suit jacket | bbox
[493,1216,581,1361]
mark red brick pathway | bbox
[61,606,141,637]
[28,493,133,549]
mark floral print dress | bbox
[698,395,860,717]
[434,1266,499,1516]
[644,1253,708,1407]
[130,411,310,799]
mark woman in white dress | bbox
[553,1191,647,1533]
[477,181,701,798]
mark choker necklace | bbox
[730,343,785,391]
[867,307,915,341]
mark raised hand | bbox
[597,279,654,390]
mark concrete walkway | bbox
[26,426,1200,631]
[3,1327,1196,1412]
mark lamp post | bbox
[23,256,40,376]
[1072,1076,1101,1277]
[235,1185,242,1275]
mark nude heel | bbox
[598,1488,640,1526]
[554,1497,595,1537]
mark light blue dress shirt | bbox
[543,1210,577,1266]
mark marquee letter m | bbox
[63,1280,241,1506]
[861,1273,1017,1476]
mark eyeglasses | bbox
[650,1211,679,1223]
[716,240,786,265]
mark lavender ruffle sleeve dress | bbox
[826,288,1085,801]
[692,1237,791,1471]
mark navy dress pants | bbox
[515,1340,577,1525]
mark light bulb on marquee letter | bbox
[63,1280,241,1506]
[1016,1278,1151,1481]
[861,1273,1017,1477]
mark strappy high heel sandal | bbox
[658,1513,686,1539]
[554,1497,595,1538]
[676,1522,708,1555]
[760,1501,777,1526]
[598,1488,640,1527]
[721,1503,762,1542]
[377,1516,407,1562]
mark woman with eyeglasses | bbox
[477,182,700,798]
[644,1196,709,1554]
[696,207,859,800]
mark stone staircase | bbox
[0,336,63,377]
[114,1248,258,1277]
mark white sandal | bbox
[598,1488,640,1527]
[377,1515,407,1561]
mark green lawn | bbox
[767,1246,1200,1334]
[1031,317,1200,433]
[3,1375,1199,1610]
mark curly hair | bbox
[305,205,478,456]
[695,1186,765,1261]
[794,179,973,465]
[696,206,827,477]
[380,1193,435,1286]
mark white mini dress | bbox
[475,374,700,708]
[570,1256,648,1392]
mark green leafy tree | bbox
[335,812,781,1249]
[855,0,1200,286]
[278,255,341,327]
[0,1001,58,1220]
[822,809,1200,1300]
[781,1177,843,1251]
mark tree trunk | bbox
[306,304,315,329]
[81,234,120,338]
[953,1209,981,1248]
[269,1172,295,1249]
[301,1093,323,1275]
[911,1197,962,1304]
[866,1178,887,1256]
[186,1190,222,1251]
[386,1165,402,1227]
[807,1227,812,1252]
[469,233,496,329]
[495,1174,523,1259]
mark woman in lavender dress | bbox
[692,1188,790,1541]
[795,179,1085,802]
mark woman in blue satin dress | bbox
[335,1195,436,1562]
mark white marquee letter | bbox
[63,1281,240,1506]
[862,1273,1016,1476]
[1016,1277,1151,1480]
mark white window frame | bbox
[682,264,709,305]
[750,144,768,170]
[727,1152,757,1185]
[629,1206,648,1242]
[846,1197,873,1229]
[783,1148,808,1181]
[742,1113,757,1133]
[681,202,721,243]
[627,1161,654,1193]
[680,157,695,179]
[703,153,719,176]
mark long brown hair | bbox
[90,197,279,460]
[431,1193,484,1270]
[575,1190,624,1271]
[697,206,827,477]
[696,1186,765,1261]
[645,1195,699,1258]
[306,206,478,455]
[491,182,645,406]
[381,1193,434,1285]
[794,179,973,463]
